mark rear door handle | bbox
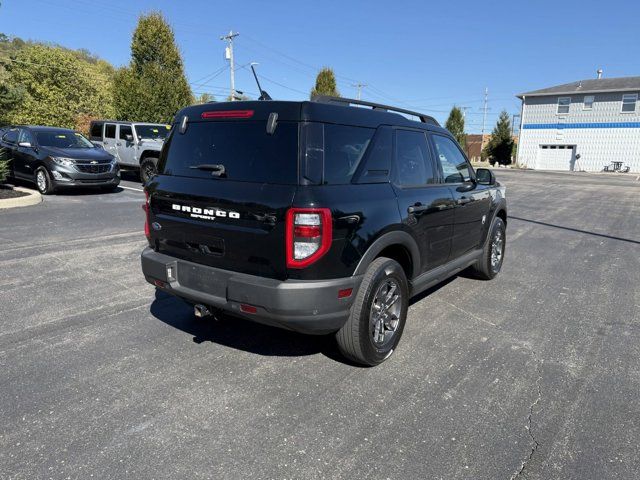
[457,197,472,206]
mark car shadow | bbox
[149,289,360,366]
[6,177,123,196]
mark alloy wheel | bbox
[370,279,402,347]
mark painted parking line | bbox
[120,185,145,192]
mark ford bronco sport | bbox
[141,97,507,366]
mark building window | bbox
[557,97,571,114]
[583,95,594,110]
[621,94,637,113]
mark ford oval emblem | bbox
[151,222,162,231]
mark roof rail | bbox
[311,95,440,126]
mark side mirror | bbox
[125,134,134,142]
[18,141,32,148]
[476,168,496,186]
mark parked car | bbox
[89,120,170,183]
[140,97,507,366]
[0,125,120,194]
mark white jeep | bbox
[89,120,170,183]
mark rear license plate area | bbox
[177,263,226,297]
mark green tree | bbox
[0,146,9,183]
[445,106,466,149]
[310,67,340,98]
[114,12,193,123]
[2,43,115,128]
[483,110,514,165]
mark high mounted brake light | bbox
[285,208,332,269]
[201,110,254,119]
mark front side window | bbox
[119,125,133,141]
[583,95,594,110]
[622,94,637,113]
[431,134,472,184]
[557,97,571,114]
[18,129,35,145]
[394,130,435,186]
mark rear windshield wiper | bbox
[189,164,226,177]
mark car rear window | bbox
[159,121,298,184]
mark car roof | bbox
[90,120,168,126]
[174,100,449,134]
[10,125,78,133]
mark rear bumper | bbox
[141,248,362,334]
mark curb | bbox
[0,187,42,209]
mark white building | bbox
[516,74,640,172]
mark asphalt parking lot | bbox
[1,170,639,479]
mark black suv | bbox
[0,126,120,194]
[141,97,507,365]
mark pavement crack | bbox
[509,351,543,480]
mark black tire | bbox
[336,257,409,366]
[34,166,55,195]
[140,157,158,184]
[473,217,506,280]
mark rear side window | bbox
[90,123,103,139]
[105,124,116,139]
[159,121,298,184]
[394,130,435,186]
[300,123,374,185]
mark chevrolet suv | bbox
[140,97,507,365]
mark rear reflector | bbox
[338,288,353,299]
[201,110,254,119]
[154,279,167,288]
[240,304,258,314]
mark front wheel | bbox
[336,257,409,366]
[473,216,506,280]
[140,157,158,184]
[35,167,55,195]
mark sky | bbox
[1,0,639,133]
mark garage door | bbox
[537,145,576,171]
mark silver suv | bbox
[89,120,170,183]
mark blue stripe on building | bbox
[523,122,640,129]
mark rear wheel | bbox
[140,157,158,184]
[336,257,408,366]
[35,167,55,195]
[473,217,506,280]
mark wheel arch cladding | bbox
[354,231,420,279]
[139,150,158,164]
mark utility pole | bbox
[511,114,521,136]
[352,83,367,100]
[220,31,239,101]
[460,106,471,119]
[480,87,489,136]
